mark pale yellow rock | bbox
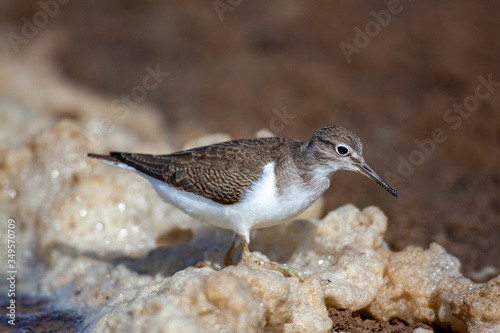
[320,245,385,310]
[287,205,387,311]
[283,276,333,333]
[223,266,293,326]
[434,275,500,333]
[0,119,193,271]
[365,243,462,324]
[93,282,200,333]
[159,266,291,333]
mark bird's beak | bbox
[356,162,398,197]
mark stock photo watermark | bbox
[6,0,70,54]
[339,0,411,64]
[269,106,296,133]
[213,0,243,22]
[384,74,500,185]
[84,64,170,148]
[6,218,17,326]
[53,64,169,173]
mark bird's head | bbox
[307,125,397,197]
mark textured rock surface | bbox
[1,55,499,333]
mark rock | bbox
[365,243,461,323]
[435,275,500,333]
[283,276,332,333]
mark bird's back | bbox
[89,137,304,205]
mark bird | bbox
[88,125,397,280]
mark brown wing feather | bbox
[89,138,301,205]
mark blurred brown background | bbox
[2,1,499,280]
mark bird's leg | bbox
[224,233,242,267]
[241,239,308,282]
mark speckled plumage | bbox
[88,137,306,205]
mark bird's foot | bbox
[241,240,308,282]
[224,234,241,267]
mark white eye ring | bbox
[335,144,350,157]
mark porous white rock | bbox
[91,266,293,333]
[283,276,332,333]
[0,119,193,273]
[285,205,388,311]
[365,243,462,324]
[434,275,500,333]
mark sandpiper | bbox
[88,125,397,280]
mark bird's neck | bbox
[274,142,334,196]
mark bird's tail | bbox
[88,152,165,181]
[87,153,122,164]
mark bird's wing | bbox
[88,138,284,205]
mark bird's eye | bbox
[335,145,350,156]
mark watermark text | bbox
[384,74,500,185]
[6,218,17,326]
[213,0,243,22]
[7,0,71,54]
[340,0,410,64]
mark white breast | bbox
[112,161,329,242]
